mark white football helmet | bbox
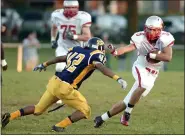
[144,16,164,41]
[63,0,79,18]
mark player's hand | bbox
[2,59,8,71]
[65,29,74,40]
[117,78,127,90]
[51,40,58,49]
[107,44,118,56]
[33,64,46,72]
[2,65,8,71]
[146,53,150,61]
[107,44,115,50]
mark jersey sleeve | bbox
[89,52,106,66]
[80,11,92,27]
[160,32,175,48]
[51,9,61,25]
[130,31,144,49]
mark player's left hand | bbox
[51,40,58,49]
[33,64,46,72]
[65,29,74,40]
[2,65,8,71]
[117,78,127,90]
[107,44,118,56]
[107,44,115,51]
[2,59,8,71]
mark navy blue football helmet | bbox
[86,37,105,52]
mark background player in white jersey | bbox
[94,16,175,128]
[50,0,92,104]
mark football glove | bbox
[2,65,8,71]
[107,44,115,50]
[2,59,8,71]
[117,78,127,90]
[107,44,118,56]
[65,29,79,40]
[51,40,58,49]
[33,63,46,72]
[65,29,74,40]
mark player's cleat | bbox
[120,112,130,126]
[94,116,104,128]
[51,125,65,132]
[1,113,10,128]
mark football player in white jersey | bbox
[50,0,92,104]
[94,16,175,127]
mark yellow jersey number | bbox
[99,54,106,64]
[66,52,85,73]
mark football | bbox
[146,50,161,64]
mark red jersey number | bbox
[60,25,76,39]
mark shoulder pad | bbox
[51,9,63,17]
[78,11,91,17]
[130,31,145,44]
[160,31,175,47]
[78,11,92,27]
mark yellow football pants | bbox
[34,75,91,119]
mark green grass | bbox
[1,47,184,134]
[1,70,184,134]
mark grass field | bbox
[1,48,184,134]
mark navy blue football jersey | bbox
[55,46,106,89]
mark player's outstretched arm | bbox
[44,55,67,66]
[33,55,67,72]
[94,62,127,90]
[148,46,173,62]
[108,44,136,56]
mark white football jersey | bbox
[130,31,175,70]
[51,9,91,51]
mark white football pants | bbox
[123,63,159,105]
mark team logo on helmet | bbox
[86,37,105,52]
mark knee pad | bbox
[81,105,91,119]
[34,104,46,116]
[55,63,66,72]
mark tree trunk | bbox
[127,0,138,39]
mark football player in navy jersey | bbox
[2,37,127,132]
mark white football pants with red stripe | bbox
[123,63,159,105]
